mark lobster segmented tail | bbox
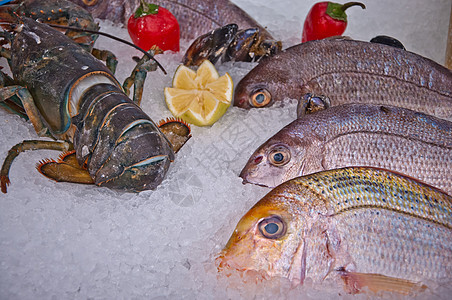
[73,83,175,192]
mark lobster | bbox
[0,14,191,193]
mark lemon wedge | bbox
[164,60,233,126]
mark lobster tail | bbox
[73,83,175,192]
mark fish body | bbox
[240,104,452,194]
[218,167,452,294]
[233,39,452,121]
[69,0,275,41]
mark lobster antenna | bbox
[48,24,167,75]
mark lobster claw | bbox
[224,28,260,62]
[183,24,238,66]
[253,39,283,58]
[183,24,282,66]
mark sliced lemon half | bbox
[164,60,233,126]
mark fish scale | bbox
[219,167,452,293]
[324,134,450,193]
[334,209,451,281]
[240,103,452,193]
[295,168,452,228]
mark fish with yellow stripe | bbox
[217,167,452,295]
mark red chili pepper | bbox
[302,2,365,43]
[128,0,180,52]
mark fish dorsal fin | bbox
[337,269,427,295]
[295,167,452,228]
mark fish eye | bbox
[258,216,286,239]
[268,146,291,166]
[250,89,271,107]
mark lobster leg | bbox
[0,85,50,137]
[91,48,118,74]
[1,140,73,193]
[0,73,28,119]
[0,31,13,63]
[123,49,161,106]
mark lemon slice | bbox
[164,60,233,126]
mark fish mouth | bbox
[239,165,273,187]
[233,95,250,108]
[216,254,269,282]
[215,253,240,275]
[215,254,227,271]
[239,174,271,188]
[233,84,251,108]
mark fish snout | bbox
[239,155,273,187]
[215,254,229,272]
[233,91,251,108]
[216,251,242,276]
[239,166,250,184]
[239,155,262,183]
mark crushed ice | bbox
[0,0,450,299]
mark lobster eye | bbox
[268,146,291,166]
[258,216,286,239]
[250,89,271,107]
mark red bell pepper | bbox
[302,2,365,43]
[128,0,180,52]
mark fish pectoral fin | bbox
[37,151,94,184]
[337,269,427,295]
[158,118,192,153]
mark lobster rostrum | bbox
[0,15,191,193]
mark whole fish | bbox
[233,39,452,121]
[68,0,275,42]
[218,167,452,295]
[240,104,452,194]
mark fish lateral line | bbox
[333,204,452,230]
[273,180,452,230]
[304,70,451,98]
[326,131,452,150]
